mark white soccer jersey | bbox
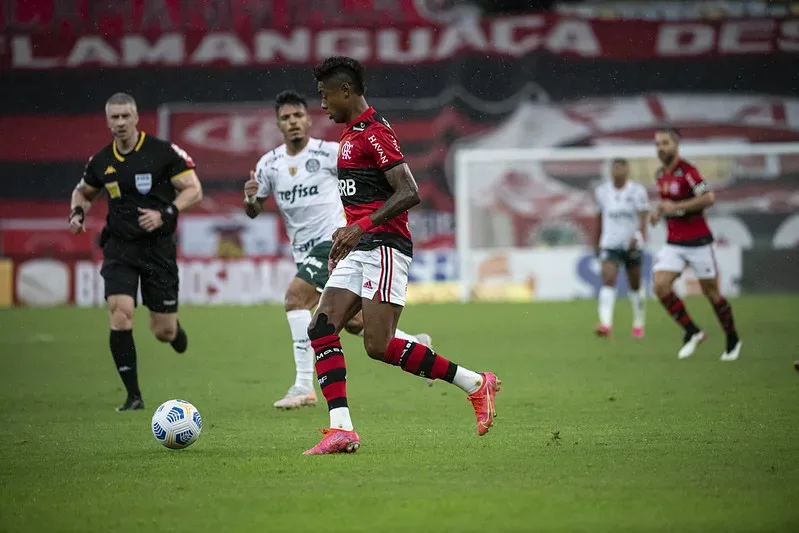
[594,180,650,250]
[254,138,345,263]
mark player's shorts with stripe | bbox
[326,246,411,306]
[654,243,717,280]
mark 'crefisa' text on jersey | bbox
[253,138,345,263]
[83,132,195,241]
[337,107,413,257]
[656,159,713,247]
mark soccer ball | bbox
[151,399,203,449]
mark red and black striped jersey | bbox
[656,158,713,247]
[337,106,413,257]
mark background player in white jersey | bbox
[593,158,650,338]
[243,91,431,410]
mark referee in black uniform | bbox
[68,93,203,411]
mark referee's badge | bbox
[288,166,297,176]
[135,173,152,194]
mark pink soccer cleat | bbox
[595,324,612,337]
[467,372,501,436]
[303,428,360,455]
[632,326,645,339]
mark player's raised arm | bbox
[69,159,103,234]
[244,169,266,219]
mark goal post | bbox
[454,142,799,302]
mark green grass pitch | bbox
[1,295,798,532]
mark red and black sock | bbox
[659,291,700,334]
[311,334,348,410]
[382,338,458,382]
[711,297,739,342]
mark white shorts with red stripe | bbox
[654,243,718,280]
[326,246,412,306]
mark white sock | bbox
[452,366,483,394]
[598,286,616,327]
[358,327,419,344]
[329,407,354,431]
[393,328,419,343]
[286,310,314,391]
[630,288,646,328]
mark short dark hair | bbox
[656,127,681,141]
[274,90,308,114]
[611,158,629,166]
[106,92,136,109]
[313,56,366,96]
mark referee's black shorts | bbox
[101,235,179,313]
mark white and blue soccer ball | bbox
[151,399,203,449]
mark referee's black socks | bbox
[170,320,188,354]
[109,329,141,399]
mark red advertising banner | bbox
[161,104,485,180]
[2,16,797,69]
[0,114,159,162]
[0,0,436,32]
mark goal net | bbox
[454,142,799,302]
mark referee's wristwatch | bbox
[159,203,179,230]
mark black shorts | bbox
[101,236,179,313]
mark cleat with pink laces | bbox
[632,326,645,339]
[303,428,360,455]
[273,386,317,410]
[595,324,611,337]
[467,372,501,436]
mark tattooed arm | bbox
[329,163,420,262]
[363,163,420,228]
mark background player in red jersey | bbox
[301,56,501,455]
[650,128,742,361]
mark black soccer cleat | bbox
[116,396,144,412]
[170,321,188,354]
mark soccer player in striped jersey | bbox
[302,56,500,455]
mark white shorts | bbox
[325,246,411,306]
[654,243,718,280]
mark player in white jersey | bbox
[243,91,432,409]
[592,158,650,338]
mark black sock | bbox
[170,320,188,354]
[110,329,141,399]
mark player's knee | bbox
[150,324,178,342]
[653,280,671,298]
[363,335,389,361]
[700,282,721,302]
[150,322,177,343]
[109,302,134,330]
[285,279,317,312]
[308,312,336,341]
[343,314,364,336]
[284,290,307,312]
